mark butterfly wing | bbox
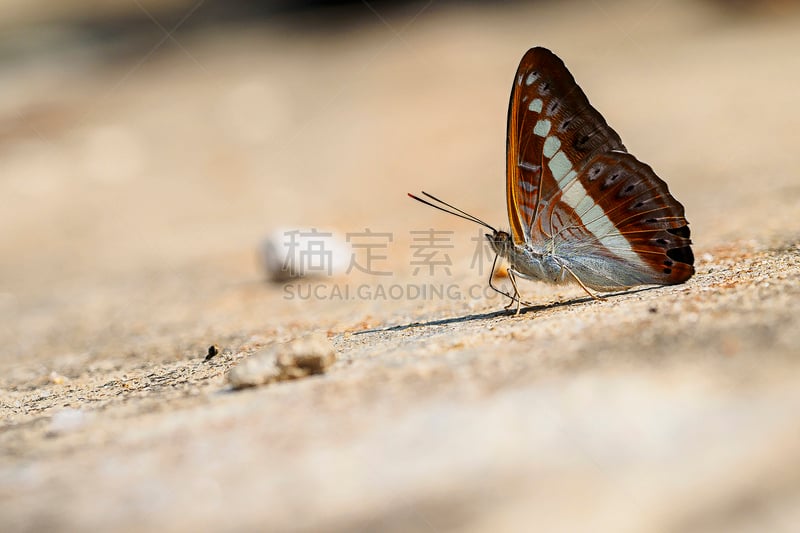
[506,47,693,289]
[506,47,625,245]
[554,152,694,288]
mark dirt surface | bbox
[1,1,800,531]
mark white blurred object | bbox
[259,227,350,282]
[48,408,89,435]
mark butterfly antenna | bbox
[407,191,497,232]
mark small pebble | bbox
[205,344,220,361]
[227,333,336,389]
[48,371,67,384]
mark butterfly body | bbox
[488,231,567,286]
[489,227,660,291]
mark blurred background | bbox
[2,1,800,531]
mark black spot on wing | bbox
[667,225,691,239]
[666,245,694,265]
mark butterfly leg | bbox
[561,264,604,301]
[489,280,522,312]
[488,255,516,303]
[487,254,530,312]
[507,269,524,315]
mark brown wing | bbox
[506,47,625,245]
[553,152,694,288]
[505,47,693,287]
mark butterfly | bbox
[410,47,694,314]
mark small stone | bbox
[48,371,67,384]
[227,333,336,389]
[227,352,282,388]
[205,344,220,361]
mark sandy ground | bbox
[1,0,800,531]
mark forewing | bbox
[506,47,625,244]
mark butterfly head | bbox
[487,230,513,257]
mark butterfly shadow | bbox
[354,286,660,335]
